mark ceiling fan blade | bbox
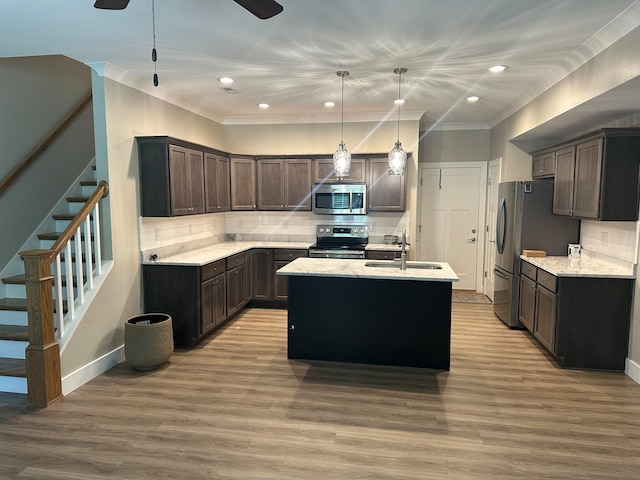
[94,0,130,10]
[232,0,283,19]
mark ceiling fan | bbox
[94,0,283,19]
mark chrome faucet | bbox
[400,229,407,270]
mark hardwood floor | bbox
[2,304,640,479]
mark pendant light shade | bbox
[389,68,407,175]
[334,71,351,178]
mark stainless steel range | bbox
[308,224,368,259]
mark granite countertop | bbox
[143,241,314,266]
[276,257,459,282]
[520,253,635,278]
[366,243,404,251]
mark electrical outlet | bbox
[601,231,609,246]
[369,222,376,232]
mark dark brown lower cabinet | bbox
[518,259,633,370]
[272,249,308,301]
[252,249,273,300]
[201,273,226,335]
[226,264,247,318]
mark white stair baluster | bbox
[83,216,94,290]
[54,254,65,339]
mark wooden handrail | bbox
[49,180,109,261]
[0,91,93,197]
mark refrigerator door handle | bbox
[493,267,509,280]
[496,197,507,254]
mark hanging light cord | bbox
[152,0,158,86]
[340,73,345,143]
[396,69,402,142]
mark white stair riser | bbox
[0,340,28,359]
[0,310,28,325]
[0,376,27,394]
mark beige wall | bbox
[60,74,225,377]
[418,129,490,164]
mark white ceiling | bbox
[2,0,640,134]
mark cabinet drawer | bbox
[202,259,226,281]
[367,250,400,260]
[273,249,308,261]
[537,269,557,292]
[521,261,537,281]
[226,252,246,271]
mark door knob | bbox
[472,229,476,234]
[469,237,477,243]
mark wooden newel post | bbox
[20,249,62,407]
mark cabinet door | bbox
[257,160,284,210]
[204,153,230,213]
[532,152,556,179]
[284,159,312,210]
[518,275,536,333]
[368,157,406,211]
[168,145,190,215]
[230,157,256,210]
[534,286,557,353]
[572,138,603,219]
[253,249,273,300]
[552,146,576,216]
[226,265,246,317]
[201,274,226,334]
[273,260,290,301]
[313,158,367,183]
[187,149,205,214]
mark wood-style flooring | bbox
[1,304,640,479]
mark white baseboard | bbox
[625,358,640,385]
[61,345,125,396]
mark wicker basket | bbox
[124,313,174,371]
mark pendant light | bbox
[333,71,351,179]
[388,67,408,175]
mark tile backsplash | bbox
[580,220,638,264]
[140,211,411,256]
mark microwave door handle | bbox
[349,192,353,212]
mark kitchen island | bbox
[277,258,459,370]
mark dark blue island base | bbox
[287,275,452,370]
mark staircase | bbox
[0,165,100,395]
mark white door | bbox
[418,164,485,291]
[484,158,502,301]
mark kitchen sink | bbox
[364,261,442,270]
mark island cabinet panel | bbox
[230,156,256,210]
[138,139,205,217]
[539,129,640,220]
[368,157,406,212]
[204,153,230,213]
[287,275,452,370]
[313,158,367,184]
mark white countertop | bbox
[366,243,404,251]
[143,241,314,266]
[520,254,635,278]
[276,257,459,282]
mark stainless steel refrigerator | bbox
[493,180,580,328]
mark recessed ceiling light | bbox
[489,65,509,73]
[394,99,406,105]
[324,101,335,108]
[467,96,480,102]
[258,103,270,109]
[219,77,234,85]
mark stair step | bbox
[52,213,93,221]
[0,297,67,313]
[38,232,93,243]
[0,324,29,342]
[66,196,90,203]
[80,180,97,187]
[0,358,27,378]
[2,274,81,288]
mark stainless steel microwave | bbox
[312,183,367,215]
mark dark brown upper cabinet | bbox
[257,159,312,211]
